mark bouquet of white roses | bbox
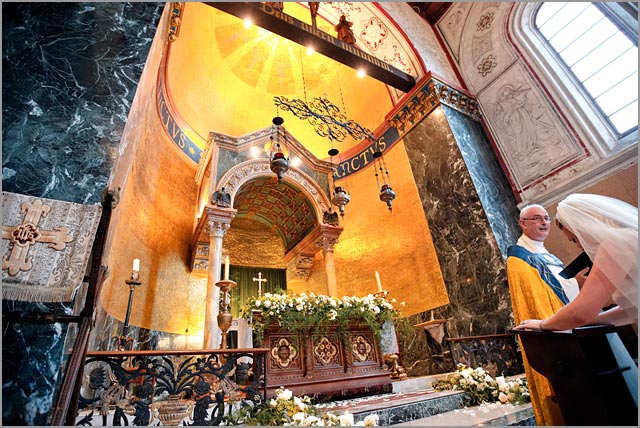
[225,387,379,426]
[240,291,398,344]
[432,364,530,406]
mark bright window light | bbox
[536,2,638,136]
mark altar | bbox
[242,292,397,400]
[262,322,392,400]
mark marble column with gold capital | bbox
[202,206,237,349]
[316,224,343,297]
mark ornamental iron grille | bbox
[273,95,374,143]
[75,349,267,426]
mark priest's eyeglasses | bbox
[522,215,553,222]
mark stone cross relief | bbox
[2,199,73,276]
[252,272,267,297]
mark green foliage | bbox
[223,387,379,426]
[240,291,399,345]
[432,364,531,406]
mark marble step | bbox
[391,402,535,426]
[317,374,535,426]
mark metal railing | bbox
[74,348,268,426]
[445,333,524,376]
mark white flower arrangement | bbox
[432,364,530,406]
[225,387,379,426]
[240,291,398,343]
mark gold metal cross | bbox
[2,199,73,276]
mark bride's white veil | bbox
[556,194,638,325]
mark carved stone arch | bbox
[216,158,332,224]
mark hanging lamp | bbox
[328,147,350,217]
[373,144,396,212]
[269,115,289,181]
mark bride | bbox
[515,193,637,332]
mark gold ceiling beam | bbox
[204,2,416,92]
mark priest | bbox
[506,203,582,426]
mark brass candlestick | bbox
[373,290,389,299]
[118,271,141,351]
[215,279,237,349]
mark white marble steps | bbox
[317,374,535,426]
[391,402,534,426]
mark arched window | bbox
[534,2,638,137]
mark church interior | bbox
[2,2,637,426]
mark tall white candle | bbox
[133,258,140,272]
[375,271,382,292]
[224,255,230,280]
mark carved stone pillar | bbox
[316,225,343,297]
[202,206,237,349]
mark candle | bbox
[375,270,382,292]
[133,258,140,272]
[224,255,230,280]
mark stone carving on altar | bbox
[352,335,374,362]
[272,337,298,368]
[314,337,339,365]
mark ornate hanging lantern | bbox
[332,186,351,217]
[373,147,396,212]
[328,147,350,217]
[269,116,289,181]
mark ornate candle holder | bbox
[373,290,389,299]
[118,271,141,351]
[215,279,237,349]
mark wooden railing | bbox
[73,348,268,426]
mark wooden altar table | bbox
[263,322,392,400]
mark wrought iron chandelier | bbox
[273,45,396,215]
[273,95,374,143]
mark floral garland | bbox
[432,364,531,406]
[224,387,379,426]
[240,291,399,344]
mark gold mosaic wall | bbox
[99,3,448,338]
[224,218,287,269]
[101,7,209,336]
[329,140,449,316]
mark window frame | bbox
[510,2,638,158]
[534,2,638,138]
